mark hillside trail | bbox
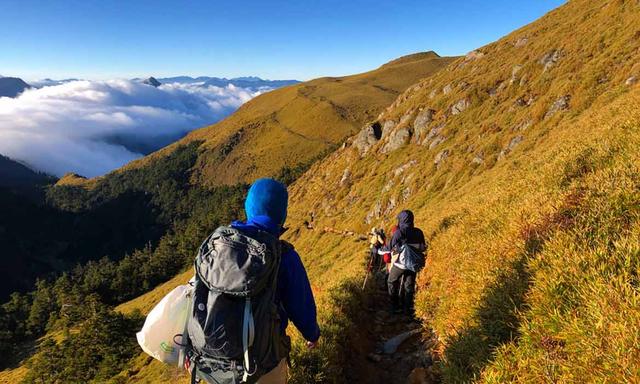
[344,267,439,384]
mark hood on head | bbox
[244,178,289,226]
[397,210,414,229]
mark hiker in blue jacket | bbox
[388,210,427,316]
[231,178,321,383]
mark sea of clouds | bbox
[0,80,268,177]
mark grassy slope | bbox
[278,0,640,382]
[58,52,456,189]
[18,1,640,382]
[1,55,454,383]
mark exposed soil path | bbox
[345,269,438,384]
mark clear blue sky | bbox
[0,0,565,81]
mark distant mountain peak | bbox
[142,76,161,87]
[0,77,31,98]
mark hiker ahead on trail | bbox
[186,178,320,384]
[388,210,427,316]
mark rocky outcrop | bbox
[442,84,453,95]
[340,168,351,187]
[421,123,445,147]
[498,135,524,160]
[515,94,536,108]
[451,98,470,115]
[393,160,418,178]
[514,37,528,48]
[381,120,397,138]
[540,50,561,71]
[353,122,382,155]
[381,126,412,153]
[626,76,637,86]
[412,109,435,141]
[545,95,571,118]
[434,149,450,167]
[428,135,446,150]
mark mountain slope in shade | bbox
[0,77,31,98]
[106,51,456,188]
[0,155,52,189]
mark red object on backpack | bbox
[383,252,391,264]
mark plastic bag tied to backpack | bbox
[136,284,192,365]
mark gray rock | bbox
[382,126,412,153]
[384,197,397,215]
[498,135,524,160]
[540,50,561,71]
[382,328,421,354]
[626,76,637,86]
[472,153,484,164]
[381,120,397,138]
[514,37,528,48]
[451,98,470,115]
[402,187,412,201]
[429,89,437,99]
[513,119,532,131]
[400,111,414,125]
[340,168,351,187]
[515,95,535,108]
[442,84,453,95]
[434,149,450,166]
[393,160,418,177]
[353,122,382,155]
[421,123,445,146]
[545,95,571,118]
[428,135,446,150]
[413,109,436,141]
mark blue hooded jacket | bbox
[231,179,320,342]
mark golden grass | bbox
[277,0,640,382]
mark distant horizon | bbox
[1,1,565,81]
[8,50,446,84]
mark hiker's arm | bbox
[281,250,321,342]
[390,230,402,252]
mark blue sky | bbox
[0,0,565,81]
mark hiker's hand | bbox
[306,340,318,349]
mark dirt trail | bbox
[345,270,438,384]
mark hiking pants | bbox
[387,265,416,311]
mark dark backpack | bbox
[185,226,291,384]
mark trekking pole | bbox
[362,271,369,290]
[362,249,374,290]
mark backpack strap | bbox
[242,297,256,382]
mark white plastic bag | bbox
[136,284,192,365]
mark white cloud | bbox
[0,79,267,177]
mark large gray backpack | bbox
[185,226,291,384]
